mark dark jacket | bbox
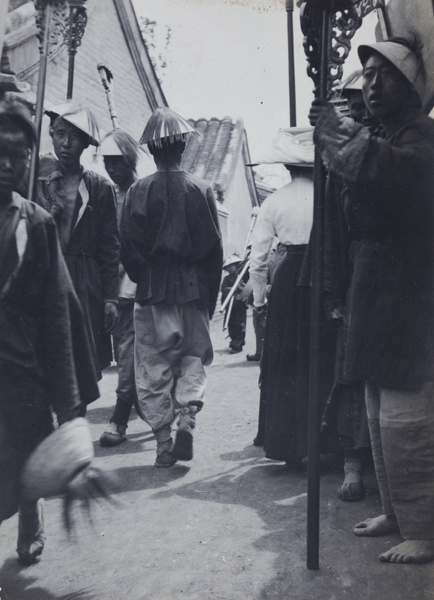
[120,170,223,318]
[0,195,99,520]
[316,107,434,389]
[36,155,120,375]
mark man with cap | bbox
[35,102,120,405]
[0,98,98,564]
[120,107,223,467]
[99,129,140,446]
[321,70,373,503]
[310,35,434,563]
[220,253,249,354]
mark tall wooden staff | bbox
[27,0,88,201]
[27,0,57,202]
[299,0,366,570]
[286,0,297,127]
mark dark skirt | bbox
[261,245,337,464]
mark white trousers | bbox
[134,301,213,432]
[366,383,434,540]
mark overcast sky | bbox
[132,0,377,161]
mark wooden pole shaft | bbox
[286,0,297,126]
[306,0,330,571]
[27,3,52,203]
[66,7,75,99]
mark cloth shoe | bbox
[154,438,177,468]
[100,422,127,447]
[17,499,45,566]
[172,401,202,461]
[246,353,261,362]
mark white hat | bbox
[223,254,242,269]
[140,107,198,148]
[358,40,425,102]
[100,132,123,156]
[337,70,363,95]
[20,418,94,501]
[45,101,100,146]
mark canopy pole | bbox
[286,0,297,126]
[27,2,53,203]
[306,0,331,571]
[65,1,88,100]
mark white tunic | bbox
[249,175,313,306]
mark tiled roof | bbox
[181,117,248,193]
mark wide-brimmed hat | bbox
[20,418,94,501]
[337,70,363,96]
[140,107,198,148]
[358,40,425,102]
[45,101,100,146]
[246,127,314,167]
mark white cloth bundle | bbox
[249,127,315,166]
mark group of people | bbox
[1,31,434,569]
[247,34,434,565]
[0,101,222,562]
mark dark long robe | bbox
[36,155,120,378]
[315,107,434,390]
[0,195,99,521]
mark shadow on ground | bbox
[0,559,98,600]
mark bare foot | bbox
[379,540,434,564]
[354,514,399,537]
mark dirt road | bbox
[1,313,434,599]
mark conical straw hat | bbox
[20,418,94,501]
[99,132,123,156]
[45,101,100,146]
[140,107,198,148]
[100,129,139,159]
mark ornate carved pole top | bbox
[299,0,364,97]
[64,0,88,57]
[34,0,69,55]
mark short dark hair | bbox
[109,130,139,172]
[148,138,185,161]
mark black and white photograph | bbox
[1,0,434,598]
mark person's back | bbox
[120,107,223,467]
